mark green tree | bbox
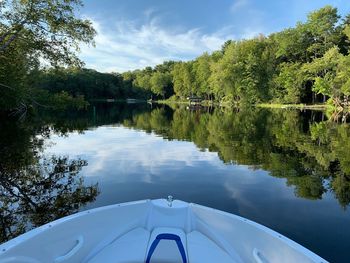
[150,71,172,99]
[273,24,312,63]
[172,62,193,98]
[192,53,212,99]
[303,46,350,106]
[0,0,96,111]
[0,0,96,64]
[305,5,340,58]
[273,62,303,103]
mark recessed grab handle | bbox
[253,248,268,263]
[54,236,84,263]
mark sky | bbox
[79,0,350,73]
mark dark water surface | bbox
[1,103,350,262]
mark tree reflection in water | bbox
[122,105,350,209]
[1,103,350,243]
[0,116,99,243]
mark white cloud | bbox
[44,126,221,181]
[230,0,249,13]
[79,16,236,73]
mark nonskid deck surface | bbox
[88,227,235,263]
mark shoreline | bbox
[150,100,330,110]
[256,103,329,110]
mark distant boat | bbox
[0,198,327,263]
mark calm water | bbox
[1,103,350,262]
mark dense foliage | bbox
[2,5,350,112]
[37,68,145,100]
[0,0,95,112]
[121,6,350,108]
[101,6,350,108]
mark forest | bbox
[1,2,350,114]
[120,5,350,108]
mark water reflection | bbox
[0,118,99,243]
[121,106,350,208]
[1,103,350,262]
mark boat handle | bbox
[253,248,268,263]
[54,236,84,263]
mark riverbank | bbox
[151,99,330,110]
[256,103,329,110]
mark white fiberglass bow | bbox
[0,198,327,263]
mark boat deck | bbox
[0,199,328,263]
[88,226,236,263]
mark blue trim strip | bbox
[145,233,187,263]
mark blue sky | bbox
[79,0,350,73]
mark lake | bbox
[1,103,349,262]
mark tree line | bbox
[2,3,350,113]
[121,5,350,108]
[36,6,350,109]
